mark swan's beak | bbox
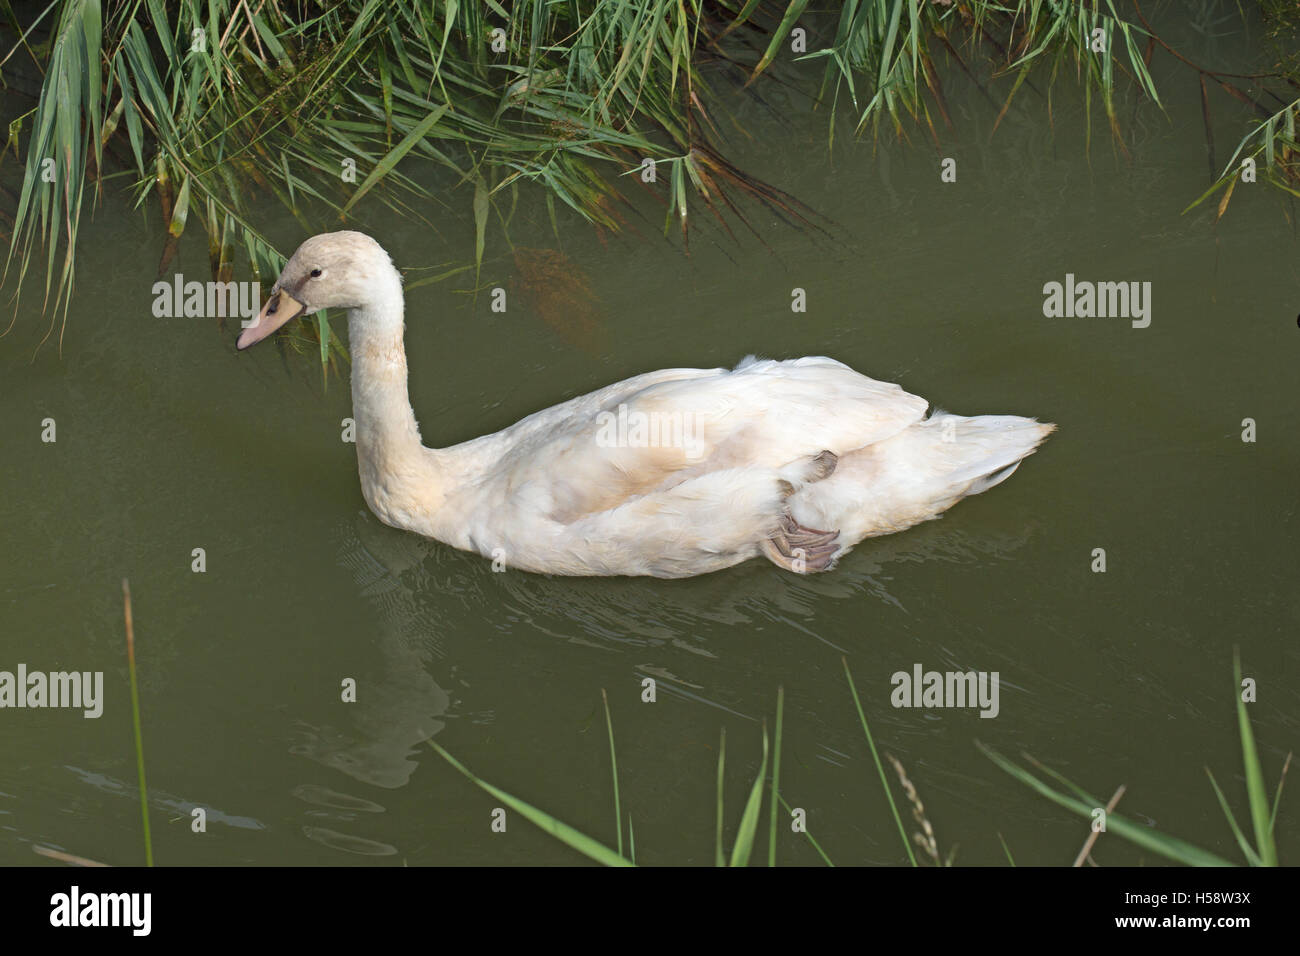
[236,290,307,350]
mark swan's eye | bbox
[310,268,323,278]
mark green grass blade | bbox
[1205,767,1264,866]
[1269,753,1291,834]
[1234,649,1277,865]
[340,104,448,217]
[601,689,623,858]
[768,685,784,867]
[843,657,916,865]
[729,720,769,867]
[997,832,1016,866]
[776,794,834,866]
[718,0,764,40]
[426,739,632,867]
[168,175,191,237]
[1180,173,1231,215]
[980,743,1234,867]
[317,312,331,373]
[750,0,812,83]
[122,579,153,867]
[715,727,725,867]
[877,0,904,105]
[473,174,489,276]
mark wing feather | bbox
[458,357,928,524]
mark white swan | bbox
[237,231,1053,578]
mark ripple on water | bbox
[291,784,386,813]
[302,826,398,857]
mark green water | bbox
[2,14,1297,866]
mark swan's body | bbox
[238,232,1053,578]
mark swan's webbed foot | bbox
[761,514,841,573]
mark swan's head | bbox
[237,231,397,350]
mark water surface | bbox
[1,13,1296,866]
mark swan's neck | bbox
[347,278,447,530]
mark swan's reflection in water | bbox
[290,507,1037,857]
[290,513,447,788]
[290,513,448,857]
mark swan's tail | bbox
[789,412,1055,546]
[921,412,1056,500]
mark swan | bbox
[237,231,1053,578]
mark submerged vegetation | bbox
[0,1,1296,357]
[427,655,1288,866]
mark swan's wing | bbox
[469,356,927,524]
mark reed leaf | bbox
[843,657,916,866]
[728,720,769,867]
[7,0,1265,360]
[767,685,784,867]
[601,688,623,859]
[1234,648,1277,865]
[426,738,633,867]
[121,578,153,867]
[980,743,1235,867]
